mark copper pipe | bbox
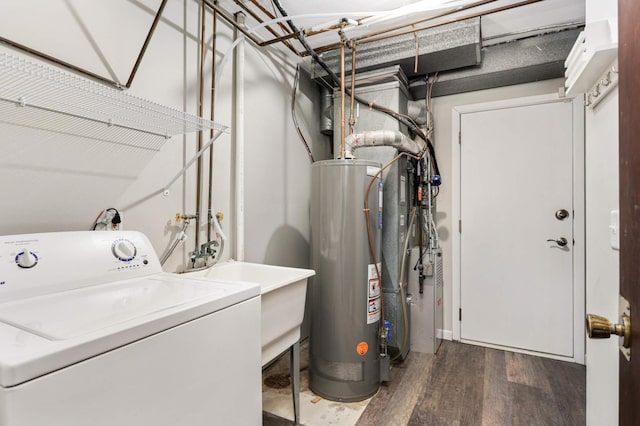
[302,0,541,56]
[202,0,301,56]
[260,18,376,47]
[202,0,262,44]
[339,42,346,158]
[258,30,302,46]
[357,0,497,42]
[348,42,357,135]
[126,0,168,88]
[195,0,206,251]
[259,17,375,48]
[232,0,296,51]
[207,9,218,243]
[363,0,543,45]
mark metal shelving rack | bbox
[0,52,227,149]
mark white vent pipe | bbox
[234,13,245,261]
[345,130,426,158]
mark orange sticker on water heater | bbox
[356,342,369,356]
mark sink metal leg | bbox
[290,341,300,426]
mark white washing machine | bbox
[0,231,261,426]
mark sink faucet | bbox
[189,240,220,267]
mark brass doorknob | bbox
[586,313,631,349]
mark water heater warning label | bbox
[357,341,369,356]
[367,263,381,324]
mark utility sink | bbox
[191,261,315,366]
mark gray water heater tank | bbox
[309,159,382,402]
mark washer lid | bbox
[0,273,259,387]
[0,274,238,340]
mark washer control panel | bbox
[15,249,38,269]
[112,238,137,262]
[0,231,162,302]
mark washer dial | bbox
[112,239,137,262]
[16,249,38,268]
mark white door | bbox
[459,99,577,357]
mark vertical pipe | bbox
[339,42,346,159]
[195,1,206,252]
[349,43,357,136]
[207,10,218,243]
[235,12,246,261]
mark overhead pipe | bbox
[202,0,301,56]
[364,0,542,45]
[232,0,297,51]
[0,0,543,91]
[246,0,294,37]
[354,0,496,43]
[301,0,542,55]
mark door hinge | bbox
[459,308,462,321]
[458,220,462,233]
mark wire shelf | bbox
[0,52,227,138]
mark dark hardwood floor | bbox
[264,340,586,426]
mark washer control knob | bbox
[112,239,137,262]
[16,249,38,268]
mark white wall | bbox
[430,78,566,335]
[0,0,327,271]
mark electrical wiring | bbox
[392,206,416,361]
[362,151,423,323]
[91,208,121,231]
[292,64,315,162]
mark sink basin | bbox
[191,261,315,366]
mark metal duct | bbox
[408,28,582,98]
[312,18,481,81]
[319,86,333,135]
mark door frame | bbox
[451,93,585,363]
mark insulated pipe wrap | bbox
[346,130,426,157]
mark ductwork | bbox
[407,100,427,125]
[409,28,582,98]
[313,18,481,81]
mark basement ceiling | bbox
[226,0,585,95]
[229,0,585,49]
